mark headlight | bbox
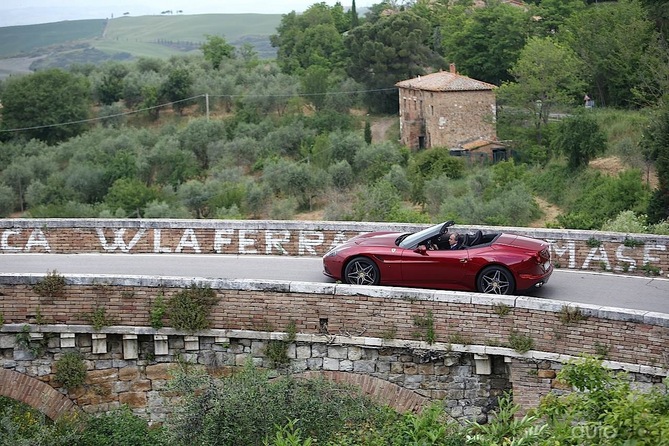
[324,248,339,258]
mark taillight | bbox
[535,248,550,263]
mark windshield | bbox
[397,223,444,249]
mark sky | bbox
[0,1,355,28]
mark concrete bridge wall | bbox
[0,273,667,423]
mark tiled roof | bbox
[396,71,496,92]
[461,139,505,150]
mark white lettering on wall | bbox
[1,229,21,252]
[299,230,324,255]
[547,240,577,269]
[615,245,637,271]
[96,228,146,253]
[175,229,201,253]
[329,232,351,250]
[213,229,234,253]
[643,244,666,266]
[239,230,257,254]
[582,247,611,270]
[153,229,171,253]
[25,229,50,252]
[2,226,666,274]
[265,230,290,255]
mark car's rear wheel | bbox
[477,266,515,295]
[343,257,380,285]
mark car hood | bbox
[350,232,401,247]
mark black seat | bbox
[469,230,483,247]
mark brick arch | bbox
[0,369,77,420]
[295,371,429,413]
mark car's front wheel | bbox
[343,257,380,285]
[477,266,515,295]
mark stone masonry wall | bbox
[398,88,496,149]
[0,328,513,423]
[0,273,668,421]
[1,276,668,370]
[1,219,668,277]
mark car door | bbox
[400,247,470,289]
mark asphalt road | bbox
[2,253,668,313]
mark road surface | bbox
[2,253,668,313]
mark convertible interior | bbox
[432,230,499,250]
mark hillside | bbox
[0,14,282,78]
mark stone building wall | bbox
[398,88,496,150]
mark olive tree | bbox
[550,111,607,170]
[1,69,91,144]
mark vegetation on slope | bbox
[0,0,667,232]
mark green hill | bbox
[0,20,106,58]
[0,14,282,77]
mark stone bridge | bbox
[0,274,667,424]
[0,219,668,423]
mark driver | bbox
[447,233,462,250]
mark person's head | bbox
[449,233,459,246]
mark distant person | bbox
[584,94,594,108]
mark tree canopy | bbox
[441,1,530,85]
[345,11,443,112]
[1,69,91,144]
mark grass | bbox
[0,14,282,77]
[104,14,281,43]
[0,20,106,58]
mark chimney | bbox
[450,63,456,74]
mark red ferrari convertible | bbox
[322,221,552,295]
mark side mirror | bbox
[415,245,427,254]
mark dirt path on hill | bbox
[371,117,395,143]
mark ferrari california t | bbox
[322,221,552,295]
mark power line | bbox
[0,95,206,134]
[209,87,397,99]
[0,87,399,134]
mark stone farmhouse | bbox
[396,65,506,162]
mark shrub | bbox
[465,393,546,443]
[166,362,382,446]
[85,306,114,331]
[352,180,402,222]
[559,305,588,325]
[33,270,66,299]
[0,396,81,445]
[353,141,409,183]
[537,356,669,445]
[79,405,167,446]
[413,311,436,344]
[508,330,534,353]
[551,111,607,170]
[55,352,87,389]
[264,320,297,368]
[167,285,219,332]
[149,295,167,330]
[408,147,465,202]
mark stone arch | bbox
[0,369,77,420]
[295,371,429,412]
